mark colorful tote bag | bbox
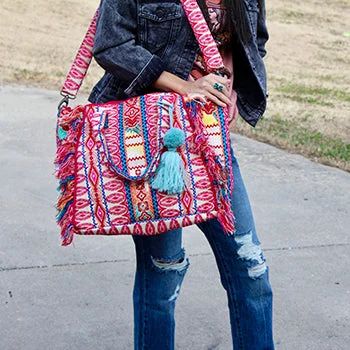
[55,0,235,246]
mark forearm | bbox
[154,72,232,108]
[152,71,189,94]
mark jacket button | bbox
[156,8,164,17]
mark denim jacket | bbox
[89,0,269,127]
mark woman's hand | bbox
[180,74,231,108]
[153,72,232,107]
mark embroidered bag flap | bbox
[87,93,184,182]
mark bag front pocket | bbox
[92,93,185,181]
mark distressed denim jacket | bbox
[89,0,269,127]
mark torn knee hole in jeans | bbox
[235,230,268,280]
[151,257,189,271]
[151,250,189,272]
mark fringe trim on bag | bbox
[55,105,84,246]
[186,99,235,234]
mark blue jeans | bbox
[132,149,274,350]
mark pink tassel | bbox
[217,195,235,234]
[54,105,84,246]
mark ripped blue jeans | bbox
[132,149,274,350]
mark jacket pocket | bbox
[138,2,182,55]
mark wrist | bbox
[175,79,190,95]
[153,71,189,95]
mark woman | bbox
[89,0,274,349]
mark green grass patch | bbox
[276,83,350,103]
[234,114,350,167]
[282,94,335,107]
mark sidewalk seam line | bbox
[1,243,349,272]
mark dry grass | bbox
[1,0,350,171]
[0,0,102,91]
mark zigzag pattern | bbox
[124,134,143,140]
[127,156,148,161]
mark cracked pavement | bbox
[0,85,349,349]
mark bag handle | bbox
[60,0,225,104]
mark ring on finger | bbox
[213,82,224,92]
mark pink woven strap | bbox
[61,10,98,98]
[180,0,224,71]
[61,2,224,99]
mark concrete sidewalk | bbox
[0,85,349,350]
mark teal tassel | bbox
[151,128,187,194]
[58,126,68,140]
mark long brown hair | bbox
[197,0,264,43]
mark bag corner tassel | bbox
[55,105,84,246]
[217,196,236,235]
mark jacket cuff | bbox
[124,55,165,97]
